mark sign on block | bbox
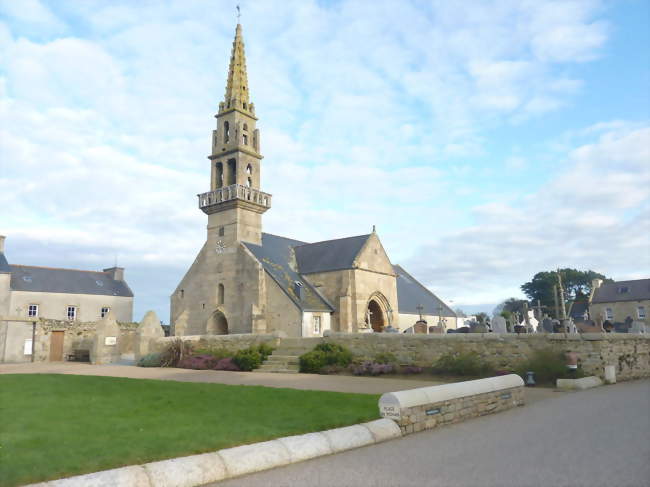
[104,336,117,346]
[380,405,401,420]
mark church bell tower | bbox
[197,23,271,247]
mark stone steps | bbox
[257,344,312,373]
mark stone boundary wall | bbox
[148,333,281,356]
[324,332,650,381]
[33,319,138,362]
[379,375,525,434]
[151,332,649,381]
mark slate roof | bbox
[9,265,134,297]
[393,265,456,317]
[0,252,10,274]
[294,234,371,274]
[243,234,333,312]
[592,279,650,304]
[568,301,589,320]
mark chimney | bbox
[0,235,5,253]
[104,267,125,281]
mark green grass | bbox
[0,374,379,487]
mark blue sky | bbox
[1,0,648,321]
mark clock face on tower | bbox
[215,240,226,254]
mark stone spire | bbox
[220,23,253,115]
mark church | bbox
[171,23,456,337]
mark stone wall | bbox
[390,386,525,435]
[323,332,650,381]
[32,319,137,362]
[148,333,281,355]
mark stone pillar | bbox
[173,309,188,336]
[91,313,121,365]
[134,311,164,362]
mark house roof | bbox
[0,252,10,274]
[592,279,650,304]
[243,233,334,312]
[294,234,371,274]
[9,265,134,297]
[393,265,456,318]
[568,301,589,319]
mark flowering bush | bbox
[214,357,241,371]
[177,354,218,370]
[350,361,395,376]
[400,365,423,375]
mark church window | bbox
[224,121,230,143]
[243,123,248,131]
[605,308,613,320]
[202,303,205,309]
[218,226,225,236]
[67,306,77,321]
[28,304,38,317]
[180,289,184,299]
[227,159,236,185]
[216,162,223,188]
[243,102,247,109]
[638,306,646,319]
[313,316,321,334]
[246,164,252,175]
[101,307,110,318]
[247,177,252,187]
[218,284,225,305]
[243,134,248,145]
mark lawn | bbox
[0,374,380,487]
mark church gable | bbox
[353,232,395,275]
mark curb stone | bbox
[24,419,401,487]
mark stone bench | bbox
[378,374,525,434]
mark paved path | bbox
[210,380,650,487]
[0,362,558,402]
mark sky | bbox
[1,0,649,322]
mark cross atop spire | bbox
[220,22,253,116]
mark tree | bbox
[454,308,467,318]
[521,268,610,318]
[475,312,489,324]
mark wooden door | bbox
[49,331,64,361]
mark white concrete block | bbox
[362,419,402,443]
[322,424,375,453]
[604,365,616,384]
[218,440,291,478]
[144,452,227,487]
[29,466,150,487]
[556,376,603,390]
[277,432,332,462]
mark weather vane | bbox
[236,5,241,22]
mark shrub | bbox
[233,347,263,371]
[432,351,495,377]
[300,343,353,373]
[193,347,232,361]
[256,343,274,361]
[178,354,218,370]
[299,350,327,373]
[160,338,192,368]
[214,357,241,371]
[137,353,162,368]
[350,361,395,376]
[374,351,397,364]
[514,348,585,384]
[400,365,423,375]
[319,364,345,375]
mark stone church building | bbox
[171,24,456,337]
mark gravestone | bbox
[91,312,121,365]
[134,310,165,361]
[491,316,507,333]
[540,317,553,333]
[630,320,647,334]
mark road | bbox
[210,380,650,487]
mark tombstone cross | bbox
[416,304,424,321]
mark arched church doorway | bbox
[367,299,385,333]
[206,310,228,335]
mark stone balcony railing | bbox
[198,184,272,210]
